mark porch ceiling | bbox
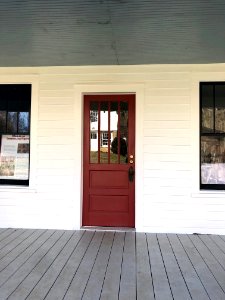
[0,0,225,67]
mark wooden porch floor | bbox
[0,229,225,299]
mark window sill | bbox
[192,190,225,197]
[0,186,36,193]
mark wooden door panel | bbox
[89,195,129,212]
[83,94,135,227]
[90,170,128,188]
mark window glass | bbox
[201,85,214,133]
[215,85,225,133]
[0,111,6,133]
[18,112,29,133]
[90,102,98,164]
[0,84,31,186]
[100,102,109,163]
[200,83,225,189]
[7,112,18,133]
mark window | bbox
[90,110,98,122]
[90,132,97,139]
[101,132,109,147]
[0,84,31,186]
[200,82,225,189]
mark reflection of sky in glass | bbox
[19,112,29,133]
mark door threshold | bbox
[81,226,136,232]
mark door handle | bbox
[128,166,135,182]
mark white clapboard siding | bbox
[0,64,225,234]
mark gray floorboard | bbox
[157,233,191,300]
[0,229,225,300]
[136,233,154,300]
[26,230,84,300]
[63,231,104,300]
[100,231,125,300]
[167,234,210,300]
[147,233,173,300]
[118,232,136,300]
[44,230,94,300]
[179,234,225,300]
[82,231,115,300]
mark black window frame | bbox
[200,82,225,190]
[0,84,31,186]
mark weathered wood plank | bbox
[119,232,136,300]
[0,230,62,299]
[7,230,74,300]
[0,229,224,300]
[26,230,84,300]
[44,230,95,300]
[189,234,225,294]
[0,229,35,260]
[82,231,115,300]
[167,234,210,300]
[100,231,125,300]
[146,233,173,300]
[0,229,48,276]
[63,231,104,300]
[0,228,10,236]
[136,232,154,300]
[0,229,19,244]
[157,233,191,300]
[208,235,225,269]
[178,234,225,300]
[0,229,24,247]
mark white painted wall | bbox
[0,64,225,234]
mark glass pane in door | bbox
[110,101,119,164]
[120,101,128,164]
[90,102,98,163]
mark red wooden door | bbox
[83,94,135,227]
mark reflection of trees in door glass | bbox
[120,101,128,164]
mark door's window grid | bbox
[89,100,128,164]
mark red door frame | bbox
[83,94,135,227]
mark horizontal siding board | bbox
[39,97,74,105]
[39,112,75,121]
[144,128,190,137]
[147,96,190,105]
[144,111,190,121]
[144,120,190,129]
[38,120,76,129]
[39,89,74,97]
[143,145,191,154]
[148,88,190,97]
[39,105,74,114]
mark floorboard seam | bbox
[24,231,76,300]
[187,235,225,295]
[0,230,53,288]
[99,231,115,299]
[177,235,212,300]
[42,230,86,300]
[156,234,174,300]
[0,230,35,262]
[117,231,126,299]
[5,231,65,300]
[61,231,96,300]
[166,234,193,300]
[146,233,155,300]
